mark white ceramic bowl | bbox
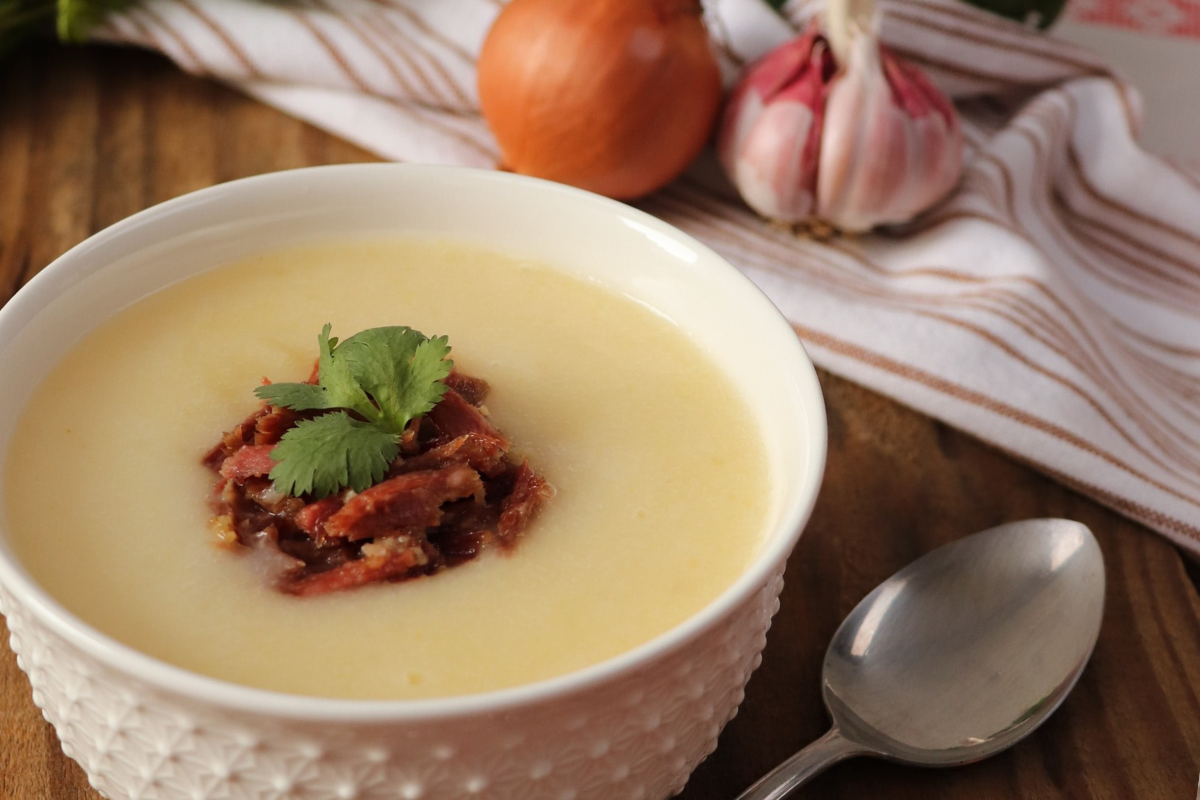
[0,165,825,800]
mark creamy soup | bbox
[4,240,770,700]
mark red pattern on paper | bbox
[1066,0,1200,39]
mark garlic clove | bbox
[885,53,964,220]
[719,32,816,171]
[819,37,962,232]
[717,28,835,222]
[734,97,822,221]
[818,34,910,232]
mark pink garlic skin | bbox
[718,25,963,232]
[716,28,833,222]
[818,35,963,231]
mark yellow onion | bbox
[477,0,723,200]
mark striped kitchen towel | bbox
[92,0,1200,554]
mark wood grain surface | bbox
[2,41,1199,800]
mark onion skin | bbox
[478,0,722,200]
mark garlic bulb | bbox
[717,0,963,232]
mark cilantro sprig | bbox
[255,325,453,498]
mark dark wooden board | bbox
[2,42,1199,800]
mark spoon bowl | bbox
[739,518,1105,799]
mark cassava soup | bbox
[4,240,771,700]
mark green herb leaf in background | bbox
[56,0,131,40]
[757,0,1065,30]
[255,324,454,498]
[0,0,133,57]
[957,0,1067,28]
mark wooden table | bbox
[2,41,1199,800]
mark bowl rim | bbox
[0,164,827,722]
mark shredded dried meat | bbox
[219,445,277,482]
[444,370,490,406]
[253,406,301,446]
[427,389,510,447]
[204,367,550,596]
[324,464,483,541]
[391,433,507,477]
[294,496,343,537]
[285,537,432,597]
[202,407,264,470]
[499,462,554,544]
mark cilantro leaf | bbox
[267,412,399,498]
[402,335,454,419]
[340,328,453,434]
[255,382,331,412]
[255,324,378,420]
[255,323,455,498]
[314,323,378,421]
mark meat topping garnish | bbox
[204,325,552,596]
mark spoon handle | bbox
[734,727,868,800]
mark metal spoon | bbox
[737,518,1105,799]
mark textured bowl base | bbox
[0,574,784,800]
